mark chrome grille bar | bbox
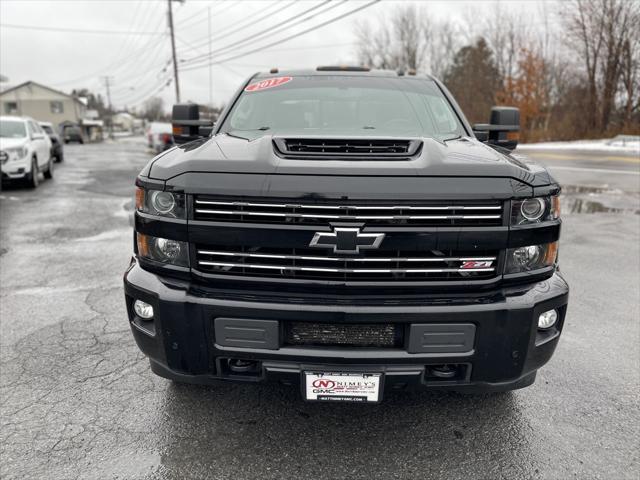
[193,197,504,227]
[195,200,502,210]
[197,249,496,263]
[194,209,501,220]
[197,261,495,274]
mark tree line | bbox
[355,0,639,142]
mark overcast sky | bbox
[0,0,545,111]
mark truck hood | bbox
[141,134,555,200]
[0,137,29,150]
[146,134,551,185]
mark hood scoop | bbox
[273,137,422,160]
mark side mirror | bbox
[473,106,520,151]
[171,103,214,145]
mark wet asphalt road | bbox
[0,138,638,479]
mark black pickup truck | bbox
[124,67,569,402]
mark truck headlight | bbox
[137,233,189,267]
[506,242,558,273]
[511,196,560,225]
[135,187,186,218]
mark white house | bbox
[0,81,104,141]
[0,81,87,127]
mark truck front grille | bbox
[195,245,498,282]
[285,322,402,348]
[193,197,503,227]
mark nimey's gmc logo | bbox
[312,379,336,388]
[309,227,385,254]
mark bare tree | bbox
[355,19,395,69]
[427,20,461,78]
[354,0,640,139]
[480,4,531,80]
[392,5,427,71]
[563,0,639,132]
[563,1,605,131]
[599,0,640,130]
[355,5,429,72]
[620,37,640,130]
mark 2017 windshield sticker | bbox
[244,76,292,92]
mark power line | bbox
[108,14,170,85]
[175,0,238,30]
[110,43,173,101]
[124,76,174,108]
[68,1,374,109]
[0,23,164,35]
[176,0,295,56]
[106,0,145,63]
[110,56,172,98]
[181,0,380,72]
[180,0,343,67]
[113,68,173,105]
[49,13,167,87]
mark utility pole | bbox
[101,75,114,139]
[167,0,181,103]
[208,6,213,107]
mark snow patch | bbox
[519,135,640,154]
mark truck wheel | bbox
[26,157,39,189]
[44,157,53,179]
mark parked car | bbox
[62,125,84,144]
[146,122,173,153]
[1,116,53,188]
[39,121,64,162]
[125,68,569,401]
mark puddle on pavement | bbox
[561,185,640,214]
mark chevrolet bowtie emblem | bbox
[309,227,385,254]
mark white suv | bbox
[1,116,53,188]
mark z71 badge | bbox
[460,260,494,269]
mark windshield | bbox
[41,125,54,134]
[221,75,466,139]
[0,120,27,138]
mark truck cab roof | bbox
[252,66,432,80]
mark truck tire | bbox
[44,157,53,179]
[26,157,39,189]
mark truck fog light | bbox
[151,191,175,214]
[538,309,557,330]
[155,237,182,260]
[133,300,154,319]
[512,245,540,268]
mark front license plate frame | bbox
[303,372,383,403]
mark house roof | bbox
[0,80,85,105]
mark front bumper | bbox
[1,157,30,180]
[124,260,569,394]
